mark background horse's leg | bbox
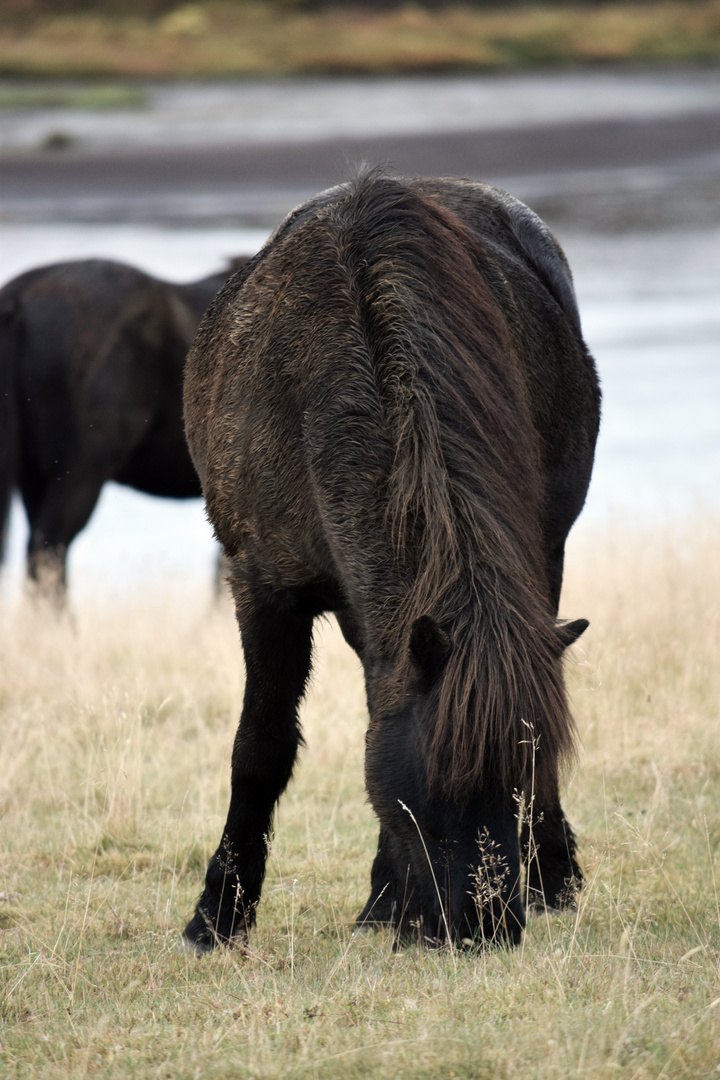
[183,578,315,951]
[22,472,106,606]
[520,779,582,911]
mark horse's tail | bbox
[0,283,21,566]
[319,174,576,802]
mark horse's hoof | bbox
[525,882,579,915]
[179,934,215,955]
[353,922,380,937]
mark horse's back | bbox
[18,260,188,371]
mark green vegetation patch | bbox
[0,80,145,108]
[1,2,720,77]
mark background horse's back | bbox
[0,256,246,600]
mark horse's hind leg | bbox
[183,577,314,951]
[27,540,67,604]
[527,540,583,910]
[528,515,584,911]
[521,781,582,912]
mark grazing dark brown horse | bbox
[0,256,247,600]
[182,174,600,951]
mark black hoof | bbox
[182,908,222,952]
[179,934,215,956]
[525,871,582,914]
[182,900,249,952]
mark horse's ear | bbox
[409,616,452,687]
[555,618,589,653]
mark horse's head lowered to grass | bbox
[363,613,589,945]
[181,172,600,952]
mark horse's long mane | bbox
[328,174,576,801]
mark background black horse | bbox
[183,173,600,951]
[0,256,247,600]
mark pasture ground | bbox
[1,518,719,1078]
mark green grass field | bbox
[1,518,719,1078]
[1,2,720,78]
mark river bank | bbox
[2,2,720,77]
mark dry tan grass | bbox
[2,2,720,78]
[1,518,719,1077]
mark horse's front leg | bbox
[355,827,398,931]
[183,579,315,951]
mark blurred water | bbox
[0,222,268,285]
[1,219,718,599]
[563,228,720,528]
[2,70,720,154]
